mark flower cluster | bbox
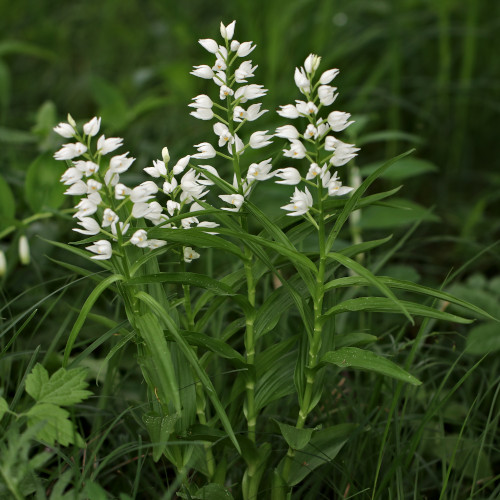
[54,116,216,262]
[274,54,359,216]
[189,20,274,209]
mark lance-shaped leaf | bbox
[135,291,241,454]
[327,252,412,323]
[326,149,414,252]
[135,313,181,413]
[126,272,235,296]
[63,274,124,366]
[323,297,474,324]
[321,347,421,385]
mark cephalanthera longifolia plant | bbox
[46,19,489,499]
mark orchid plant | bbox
[47,19,487,500]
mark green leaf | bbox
[275,420,314,450]
[360,157,438,180]
[283,424,356,486]
[326,149,414,251]
[142,411,178,462]
[324,297,473,324]
[325,275,497,321]
[0,126,36,144]
[192,484,234,500]
[135,313,181,413]
[25,152,66,212]
[148,227,245,260]
[465,322,500,355]
[335,333,378,348]
[126,272,235,295]
[327,252,412,323]
[0,396,8,419]
[135,291,241,454]
[90,76,129,130]
[321,347,421,385]
[27,403,85,447]
[25,364,92,406]
[63,274,124,366]
[0,173,15,227]
[359,199,440,229]
[172,331,246,365]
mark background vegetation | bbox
[1,0,499,498]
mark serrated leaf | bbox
[275,420,314,450]
[321,347,421,385]
[27,403,85,447]
[0,396,8,419]
[25,363,92,406]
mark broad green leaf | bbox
[192,484,234,500]
[275,420,314,450]
[135,291,241,454]
[0,40,56,59]
[126,272,235,295]
[148,227,245,260]
[336,333,378,348]
[326,149,414,251]
[360,157,438,180]
[168,331,246,365]
[27,403,85,447]
[135,313,181,413]
[90,76,128,130]
[255,351,295,411]
[327,252,412,323]
[337,235,393,259]
[0,396,8,419]
[63,274,124,366]
[142,411,178,462]
[465,322,500,355]
[25,364,91,406]
[0,173,15,226]
[359,199,440,229]
[25,152,66,212]
[83,482,110,500]
[324,276,496,321]
[321,347,421,385]
[0,126,36,144]
[324,297,473,324]
[283,424,356,486]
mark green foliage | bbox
[25,364,92,406]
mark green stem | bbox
[279,142,328,493]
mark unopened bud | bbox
[67,113,76,128]
[0,250,6,277]
[19,236,30,265]
[162,147,170,164]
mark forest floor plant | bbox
[1,20,496,500]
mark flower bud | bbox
[162,147,170,164]
[19,236,30,265]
